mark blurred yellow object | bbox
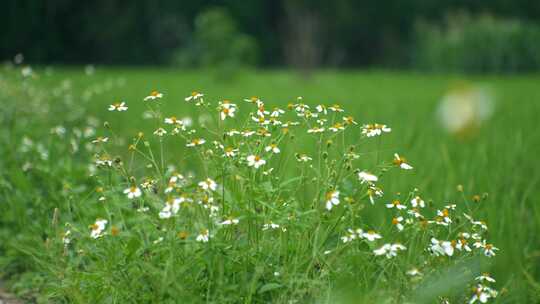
[437,83,494,138]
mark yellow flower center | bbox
[325,191,334,200]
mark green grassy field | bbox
[1,67,539,303]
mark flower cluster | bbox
[61,89,500,303]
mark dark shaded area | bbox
[2,0,540,67]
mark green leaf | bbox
[260,181,274,193]
[279,177,303,188]
[125,236,141,260]
[258,283,282,294]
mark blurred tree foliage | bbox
[2,0,540,69]
[174,7,258,69]
[414,12,540,73]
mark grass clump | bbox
[31,85,500,302]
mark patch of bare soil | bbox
[0,282,22,304]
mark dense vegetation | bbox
[0,65,539,302]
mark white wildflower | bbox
[247,155,266,168]
[90,219,108,239]
[108,101,128,111]
[358,171,378,184]
[144,90,163,101]
[374,243,406,258]
[393,153,413,170]
[198,178,217,191]
[124,186,142,199]
[325,190,340,210]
